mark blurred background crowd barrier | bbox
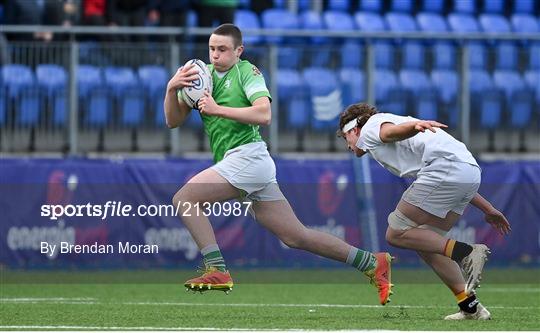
[0,0,539,155]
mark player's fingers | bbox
[423,123,437,133]
[181,63,195,72]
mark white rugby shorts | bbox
[401,157,481,218]
[211,142,285,201]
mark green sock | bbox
[346,247,377,272]
[201,244,227,272]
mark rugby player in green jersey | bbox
[164,23,393,304]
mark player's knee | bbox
[173,186,198,206]
[386,210,416,246]
[385,227,401,247]
[172,188,192,207]
[280,228,308,249]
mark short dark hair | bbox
[212,23,243,48]
[336,103,378,138]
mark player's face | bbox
[208,34,243,72]
[343,127,364,157]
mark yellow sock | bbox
[455,290,468,303]
[444,239,456,258]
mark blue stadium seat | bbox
[482,0,505,14]
[273,0,286,8]
[433,43,457,69]
[416,13,455,71]
[328,0,351,12]
[416,12,448,32]
[138,65,168,127]
[0,85,5,126]
[452,0,476,14]
[385,12,417,32]
[524,71,539,106]
[399,69,439,119]
[322,11,356,66]
[513,0,535,14]
[138,65,167,97]
[154,90,166,126]
[431,69,459,126]
[323,10,355,34]
[355,12,386,31]
[1,64,34,99]
[1,64,41,127]
[182,109,202,129]
[237,0,250,9]
[495,43,518,70]
[261,9,300,45]
[511,14,539,34]
[78,65,110,127]
[300,10,327,45]
[448,14,487,70]
[187,10,197,28]
[470,70,504,129]
[298,0,311,11]
[300,11,330,66]
[359,0,383,12]
[354,12,394,69]
[275,46,301,70]
[78,65,101,100]
[468,43,488,69]
[401,43,425,69]
[386,13,424,72]
[479,14,511,34]
[493,71,535,128]
[278,69,308,129]
[262,9,301,69]
[339,68,365,106]
[447,13,480,32]
[302,67,343,130]
[479,13,517,72]
[532,44,540,70]
[391,0,414,13]
[36,64,67,126]
[341,41,364,69]
[375,69,408,115]
[234,10,262,45]
[525,44,540,107]
[104,66,145,127]
[422,0,444,13]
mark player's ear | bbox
[236,45,244,58]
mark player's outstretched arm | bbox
[379,120,448,143]
[198,93,271,126]
[163,64,199,128]
[470,193,511,235]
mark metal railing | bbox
[1,25,539,154]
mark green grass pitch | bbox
[1,268,539,330]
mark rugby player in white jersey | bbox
[338,102,511,319]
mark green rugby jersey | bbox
[181,59,271,162]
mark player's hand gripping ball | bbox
[180,59,213,109]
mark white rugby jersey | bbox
[356,113,479,177]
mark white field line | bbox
[0,326,399,332]
[1,298,538,310]
[0,297,96,301]
[480,287,540,292]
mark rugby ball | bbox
[180,59,213,109]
